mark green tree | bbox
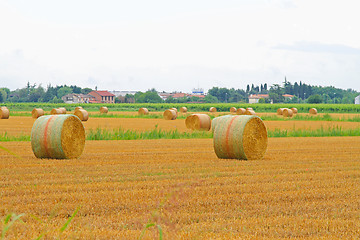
[135,91,163,103]
[204,94,218,103]
[307,94,322,103]
[269,84,284,103]
[57,87,73,99]
[81,88,93,94]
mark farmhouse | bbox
[88,90,116,103]
[355,95,360,104]
[61,93,95,104]
[248,94,269,104]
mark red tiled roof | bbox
[172,93,188,98]
[93,91,115,97]
[283,94,294,98]
[248,94,269,99]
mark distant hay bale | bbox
[180,107,188,113]
[230,107,237,113]
[31,108,44,119]
[75,106,83,111]
[0,106,9,119]
[291,108,298,114]
[309,108,318,115]
[236,108,246,115]
[209,107,217,112]
[246,107,253,111]
[283,108,293,118]
[171,108,178,113]
[74,109,89,121]
[100,107,108,113]
[245,109,256,115]
[277,108,286,115]
[213,115,268,160]
[163,109,177,120]
[50,108,63,115]
[58,107,67,114]
[185,114,211,131]
[31,114,85,159]
[138,108,149,115]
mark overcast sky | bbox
[1,0,360,93]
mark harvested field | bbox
[1,137,360,238]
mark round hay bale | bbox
[245,109,256,115]
[138,108,149,115]
[291,107,298,114]
[246,107,253,111]
[180,107,188,113]
[100,107,108,113]
[31,108,44,119]
[209,107,217,112]
[185,114,211,131]
[31,114,85,159]
[277,108,286,115]
[170,108,178,113]
[58,107,67,114]
[163,109,177,120]
[0,107,9,119]
[309,108,317,115]
[75,106,83,111]
[283,108,293,118]
[230,107,237,113]
[74,109,89,121]
[50,108,63,115]
[236,108,246,115]
[213,115,268,160]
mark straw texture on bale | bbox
[209,107,217,112]
[246,107,253,111]
[277,108,286,115]
[50,108,63,115]
[163,109,177,120]
[138,108,149,115]
[31,108,44,119]
[74,109,89,121]
[236,108,246,115]
[31,114,85,159]
[213,115,268,160]
[170,108,178,113]
[309,108,318,115]
[100,107,108,113]
[230,107,237,113]
[0,107,9,119]
[291,108,298,114]
[185,114,211,131]
[58,107,67,114]
[180,107,188,113]
[283,108,293,118]
[75,106,83,111]
[245,109,256,115]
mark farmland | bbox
[1,104,360,238]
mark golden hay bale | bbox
[180,107,188,113]
[291,107,298,114]
[163,109,177,120]
[171,108,178,113]
[209,107,217,112]
[0,106,10,119]
[213,115,267,160]
[31,108,44,119]
[75,106,83,111]
[309,108,318,115]
[58,107,67,114]
[246,107,253,111]
[283,108,293,118]
[100,107,108,113]
[236,108,246,115]
[277,108,286,115]
[245,109,256,115]
[230,107,237,113]
[185,114,211,131]
[50,108,63,115]
[31,114,85,159]
[138,108,149,115]
[74,109,89,121]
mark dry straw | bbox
[75,106,83,111]
[31,114,85,159]
[213,115,268,160]
[138,108,149,115]
[180,107,188,113]
[277,108,286,115]
[245,109,256,115]
[246,107,253,111]
[50,108,63,115]
[209,107,217,112]
[185,114,211,131]
[31,108,44,119]
[163,109,177,120]
[58,107,67,114]
[74,109,89,121]
[0,106,9,119]
[236,108,246,115]
[230,107,237,113]
[291,107,298,114]
[309,108,318,115]
[283,108,293,118]
[100,107,108,113]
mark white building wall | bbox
[355,95,360,104]
[249,98,259,104]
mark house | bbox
[355,95,360,104]
[88,91,116,103]
[248,94,269,104]
[110,90,138,98]
[61,93,95,104]
[283,94,294,100]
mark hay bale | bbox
[163,109,177,120]
[185,114,211,131]
[277,108,286,115]
[0,106,9,119]
[245,109,256,115]
[291,107,298,114]
[50,108,63,115]
[100,107,108,113]
[58,107,67,114]
[171,108,178,113]
[246,107,253,111]
[180,107,188,113]
[236,108,246,115]
[74,109,89,121]
[31,114,85,159]
[283,108,293,118]
[209,107,217,112]
[138,108,149,115]
[213,115,268,160]
[31,108,44,119]
[75,106,83,111]
[309,108,317,115]
[230,107,237,113]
